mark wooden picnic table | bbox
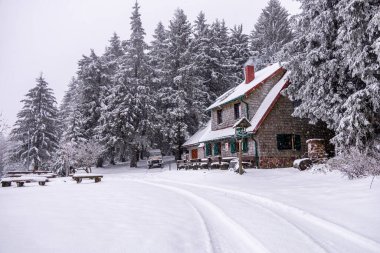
[6,171,55,175]
[1,176,48,187]
[72,174,103,183]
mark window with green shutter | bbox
[230,139,236,153]
[213,142,221,156]
[205,143,212,156]
[242,138,248,153]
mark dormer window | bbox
[234,103,241,119]
[217,109,223,124]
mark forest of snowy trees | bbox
[1,0,379,176]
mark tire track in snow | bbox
[187,203,215,253]
[134,179,271,253]
[227,195,330,253]
[149,179,329,253]
[152,179,380,253]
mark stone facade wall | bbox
[219,139,256,158]
[211,102,245,131]
[255,96,334,168]
[245,69,286,120]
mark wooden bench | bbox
[72,174,103,183]
[176,160,187,170]
[1,176,48,187]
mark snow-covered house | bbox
[183,60,333,168]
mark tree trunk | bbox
[130,146,138,167]
[33,158,39,171]
[175,144,182,161]
[96,157,103,167]
[109,147,116,165]
[120,144,126,162]
[136,150,140,162]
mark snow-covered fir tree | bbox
[159,8,193,159]
[250,0,292,68]
[59,77,83,143]
[97,33,125,164]
[104,1,154,167]
[285,0,379,153]
[147,22,171,152]
[189,12,214,106]
[0,133,6,176]
[10,75,59,170]
[333,0,380,151]
[227,24,251,83]
[76,50,105,141]
[147,22,169,89]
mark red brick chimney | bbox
[244,58,255,84]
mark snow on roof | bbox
[200,126,235,143]
[206,62,283,111]
[182,121,211,147]
[247,71,290,133]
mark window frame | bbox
[277,134,301,151]
[234,103,241,120]
[217,109,223,124]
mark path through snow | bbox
[0,163,379,253]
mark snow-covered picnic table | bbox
[1,176,48,187]
[72,173,103,183]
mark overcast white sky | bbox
[0,0,300,128]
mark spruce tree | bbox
[208,19,232,96]
[105,1,153,167]
[97,33,125,164]
[60,77,84,143]
[227,24,251,83]
[333,0,380,151]
[76,49,105,141]
[160,8,193,160]
[250,0,292,68]
[10,75,59,170]
[285,0,380,153]
[147,22,170,152]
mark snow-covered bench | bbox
[72,174,103,183]
[1,176,48,187]
[5,172,57,179]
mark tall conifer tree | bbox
[10,75,59,170]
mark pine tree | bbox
[76,50,105,141]
[333,0,380,151]
[250,0,293,68]
[208,19,232,96]
[60,77,84,143]
[97,33,125,164]
[148,22,169,90]
[147,22,171,152]
[285,0,380,153]
[160,8,194,159]
[105,1,153,167]
[10,75,59,170]
[227,24,251,83]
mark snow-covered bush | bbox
[328,148,380,179]
[72,139,104,173]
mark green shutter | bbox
[230,139,236,153]
[294,135,301,151]
[205,143,211,156]
[213,143,220,156]
[242,138,248,153]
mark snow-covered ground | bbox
[0,161,379,253]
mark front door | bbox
[191,149,198,159]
